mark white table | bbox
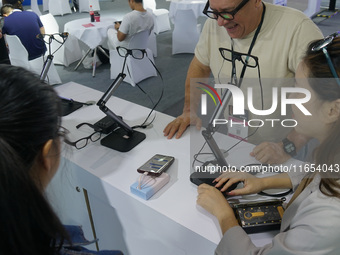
[64,17,115,76]
[169,0,207,23]
[51,82,301,255]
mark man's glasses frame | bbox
[203,0,250,21]
[311,31,340,86]
[64,123,103,149]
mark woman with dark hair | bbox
[0,65,123,255]
[197,34,340,254]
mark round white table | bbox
[64,17,115,49]
[64,17,115,76]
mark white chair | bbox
[40,13,82,66]
[172,9,200,55]
[5,35,61,85]
[43,0,49,12]
[148,28,157,57]
[109,30,157,86]
[144,1,171,34]
[48,0,72,16]
[30,0,42,16]
[304,0,322,18]
[78,0,100,12]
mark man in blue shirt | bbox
[1,4,46,60]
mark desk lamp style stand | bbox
[201,56,240,167]
[39,33,68,81]
[96,52,146,152]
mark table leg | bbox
[92,47,97,77]
[98,45,110,59]
[74,48,92,71]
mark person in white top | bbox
[107,0,154,50]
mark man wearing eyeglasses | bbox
[163,0,323,164]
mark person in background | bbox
[0,65,123,255]
[1,4,46,60]
[197,34,340,255]
[163,0,323,165]
[107,0,154,50]
[2,0,23,10]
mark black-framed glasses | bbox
[311,31,340,86]
[64,123,103,149]
[116,46,147,59]
[203,0,249,21]
[219,48,259,68]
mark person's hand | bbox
[197,184,239,233]
[250,141,291,164]
[214,172,264,196]
[163,111,201,139]
[197,184,234,218]
[114,22,120,30]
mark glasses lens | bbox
[205,11,217,19]
[75,138,88,149]
[241,55,257,67]
[220,48,232,61]
[220,13,233,20]
[131,49,144,59]
[117,47,128,57]
[90,132,101,142]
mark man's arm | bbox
[163,57,211,139]
[250,129,311,164]
[39,26,45,36]
[163,56,211,139]
[114,22,127,42]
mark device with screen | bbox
[137,154,174,176]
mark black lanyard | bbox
[231,3,266,82]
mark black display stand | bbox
[100,127,146,152]
[97,72,145,152]
[61,98,83,116]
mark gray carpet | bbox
[29,0,340,117]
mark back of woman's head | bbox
[0,64,61,167]
[303,35,340,197]
[0,65,68,254]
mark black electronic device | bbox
[93,115,122,134]
[137,154,175,177]
[190,170,239,197]
[231,199,285,234]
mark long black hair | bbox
[0,65,69,254]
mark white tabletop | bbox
[53,82,302,254]
[169,0,206,23]
[64,17,115,49]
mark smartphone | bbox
[137,154,174,176]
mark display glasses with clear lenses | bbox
[219,48,258,68]
[64,123,103,149]
[116,46,146,59]
[311,31,340,86]
[203,0,250,21]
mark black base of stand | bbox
[100,128,146,152]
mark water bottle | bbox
[90,5,95,22]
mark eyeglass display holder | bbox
[191,55,241,185]
[96,72,146,152]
